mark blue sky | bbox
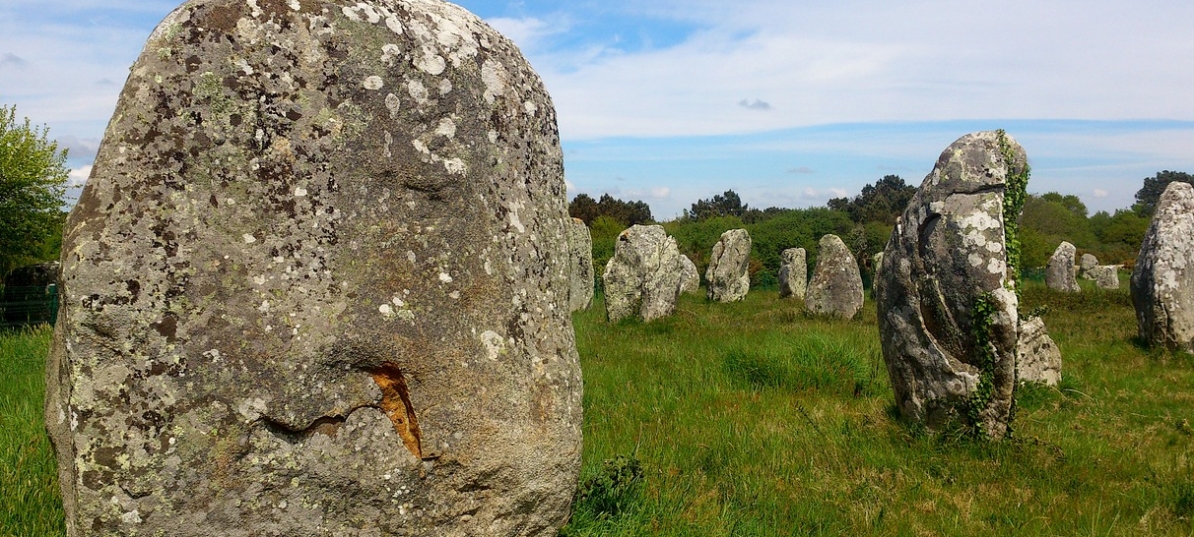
[2,0,1192,219]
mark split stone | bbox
[1089,265,1121,290]
[602,224,686,322]
[1017,317,1062,386]
[1046,242,1081,292]
[679,254,700,294]
[568,218,594,311]
[1131,181,1194,353]
[44,2,582,536]
[778,248,807,299]
[876,131,1028,439]
[804,235,863,318]
[705,229,752,302]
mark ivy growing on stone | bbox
[997,129,1030,296]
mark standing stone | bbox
[876,131,1028,439]
[1132,181,1194,353]
[568,218,594,311]
[1046,242,1081,292]
[805,235,864,318]
[1017,317,1062,386]
[1089,265,1121,290]
[871,252,884,281]
[44,3,582,536]
[679,254,700,294]
[603,225,686,322]
[706,229,752,302]
[1079,253,1099,279]
[778,248,807,299]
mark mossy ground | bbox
[5,275,1194,536]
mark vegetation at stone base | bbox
[0,103,70,283]
[561,281,1194,536]
[0,325,64,537]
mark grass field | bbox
[5,278,1194,536]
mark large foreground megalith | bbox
[45,2,582,535]
[603,224,686,322]
[705,229,751,302]
[876,131,1029,439]
[1132,181,1194,353]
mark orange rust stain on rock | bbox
[371,363,423,459]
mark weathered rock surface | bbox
[1080,253,1099,279]
[706,229,752,302]
[778,248,807,299]
[1132,181,1194,353]
[603,224,686,322]
[1090,265,1121,290]
[871,252,884,282]
[805,235,863,318]
[876,131,1028,439]
[1046,242,1080,292]
[568,218,594,311]
[679,254,700,294]
[45,2,582,536]
[1017,317,1062,386]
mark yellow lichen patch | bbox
[371,363,423,459]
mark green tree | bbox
[1133,170,1194,217]
[828,175,917,225]
[569,193,652,226]
[0,104,69,280]
[687,190,748,221]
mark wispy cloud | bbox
[738,99,772,111]
[0,52,26,67]
[787,166,815,175]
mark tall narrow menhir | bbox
[45,1,582,535]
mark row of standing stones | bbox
[42,0,1194,534]
[1045,243,1122,292]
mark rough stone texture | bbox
[804,235,863,318]
[1079,253,1099,279]
[871,252,884,281]
[1046,242,1080,292]
[777,248,807,299]
[705,229,751,302]
[44,2,582,536]
[602,224,686,322]
[876,131,1028,439]
[679,254,700,294]
[1090,265,1121,290]
[1017,317,1062,386]
[1132,181,1194,353]
[567,218,593,311]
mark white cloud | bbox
[1093,189,1109,198]
[68,165,91,187]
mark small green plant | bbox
[571,455,644,521]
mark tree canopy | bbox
[0,104,69,280]
[569,193,652,226]
[827,175,916,225]
[1133,170,1194,217]
[686,190,748,221]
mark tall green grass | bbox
[0,325,65,537]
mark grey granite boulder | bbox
[876,131,1028,439]
[603,224,686,322]
[778,248,807,299]
[568,218,594,311]
[44,2,582,536]
[706,229,752,302]
[679,254,700,294]
[1079,253,1099,279]
[1017,317,1062,386]
[805,235,863,318]
[1132,181,1194,353]
[1046,242,1080,292]
[1090,265,1121,290]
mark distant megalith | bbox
[706,229,751,302]
[679,254,700,294]
[1046,242,1080,292]
[1132,181,1194,353]
[568,218,594,311]
[1090,265,1121,290]
[44,2,582,536]
[805,235,863,318]
[1017,317,1062,386]
[876,131,1029,439]
[603,224,686,322]
[1079,253,1099,279]
[778,248,807,299]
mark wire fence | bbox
[1,285,59,328]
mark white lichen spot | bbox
[385,93,401,117]
[236,58,255,75]
[406,251,417,264]
[287,0,301,10]
[439,272,453,283]
[443,158,467,176]
[988,257,1006,275]
[415,50,447,75]
[363,75,385,90]
[488,130,498,144]
[235,398,269,422]
[392,296,405,307]
[253,275,267,285]
[294,187,308,197]
[411,139,431,155]
[380,304,394,316]
[524,100,538,116]
[121,510,142,525]
[386,15,404,34]
[258,300,271,313]
[243,233,257,244]
[438,78,452,95]
[481,331,504,361]
[341,5,361,21]
[968,253,984,268]
[450,291,461,299]
[481,60,509,104]
[435,118,457,138]
[406,80,429,104]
